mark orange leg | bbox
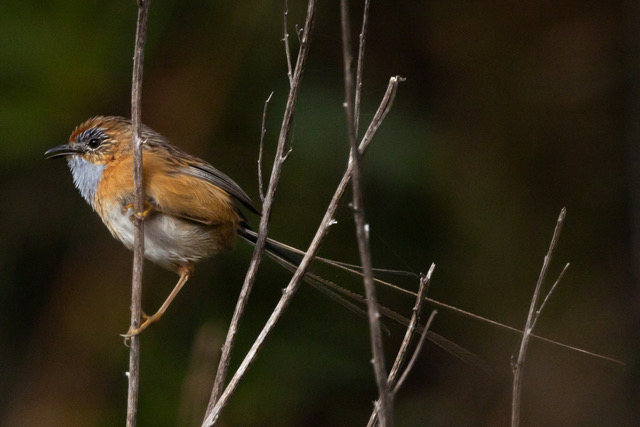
[122,200,156,220]
[123,265,192,337]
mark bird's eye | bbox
[87,138,101,149]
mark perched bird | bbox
[45,116,285,335]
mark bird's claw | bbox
[121,311,154,343]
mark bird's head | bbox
[45,116,132,165]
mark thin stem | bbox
[531,263,570,332]
[389,266,433,388]
[511,208,566,427]
[283,0,293,87]
[127,1,150,426]
[203,0,317,420]
[368,265,434,427]
[340,1,391,425]
[257,92,274,202]
[392,310,438,395]
[354,0,370,136]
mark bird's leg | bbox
[122,265,193,337]
[122,200,156,221]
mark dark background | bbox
[1,1,638,426]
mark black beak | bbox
[45,144,85,159]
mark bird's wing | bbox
[141,151,250,226]
[179,159,260,216]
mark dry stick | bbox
[340,0,391,425]
[531,263,569,332]
[388,268,433,389]
[368,265,435,427]
[202,76,403,427]
[392,309,437,394]
[126,2,150,427]
[257,92,274,202]
[354,0,370,136]
[203,0,317,419]
[511,207,566,427]
[283,0,293,87]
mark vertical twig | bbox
[354,0,370,136]
[257,92,274,202]
[511,208,567,427]
[127,1,150,426]
[203,0,317,419]
[283,0,294,87]
[340,1,392,425]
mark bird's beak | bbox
[44,144,85,159]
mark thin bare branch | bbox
[282,0,293,87]
[511,208,566,427]
[341,0,391,424]
[393,310,438,395]
[203,1,317,422]
[389,266,433,387]
[531,262,570,332]
[368,264,434,427]
[127,1,150,426]
[360,76,405,150]
[354,0,370,136]
[257,92,274,202]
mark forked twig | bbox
[340,0,391,425]
[368,265,435,427]
[511,208,567,427]
[203,1,317,423]
[257,92,274,202]
[393,310,438,394]
[127,1,150,426]
[531,262,569,332]
[389,267,433,390]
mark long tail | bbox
[236,227,488,370]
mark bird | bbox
[44,116,296,336]
[46,116,399,338]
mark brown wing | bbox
[143,151,243,227]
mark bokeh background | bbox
[1,1,638,426]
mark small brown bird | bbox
[45,116,282,335]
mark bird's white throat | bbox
[67,156,106,208]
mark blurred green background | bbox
[1,1,638,426]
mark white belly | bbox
[101,203,223,272]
